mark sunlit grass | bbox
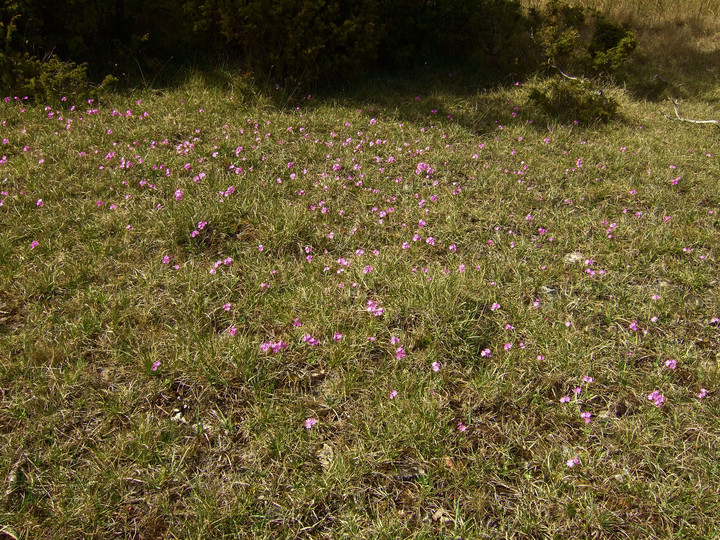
[1,72,719,537]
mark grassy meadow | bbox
[2,9,720,537]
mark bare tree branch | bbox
[549,63,587,83]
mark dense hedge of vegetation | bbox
[1,0,636,100]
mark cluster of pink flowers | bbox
[366,299,384,316]
[647,390,665,407]
[260,340,287,354]
[301,334,320,346]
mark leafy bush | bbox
[529,77,619,123]
[531,0,637,77]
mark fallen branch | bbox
[665,100,719,125]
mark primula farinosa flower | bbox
[366,300,385,317]
[449,244,457,252]
[457,422,467,432]
[151,360,161,371]
[573,386,582,395]
[260,282,270,289]
[36,198,43,207]
[228,326,238,336]
[567,456,581,468]
[363,265,373,274]
[174,189,184,201]
[431,362,441,372]
[480,348,491,358]
[503,343,512,351]
[293,318,303,327]
[395,346,406,360]
[580,412,592,424]
[560,396,571,403]
[389,390,398,399]
[647,390,665,407]
[162,255,171,264]
[697,388,708,399]
[390,336,400,345]
[333,332,343,341]
[302,334,320,346]
[304,417,318,430]
[583,376,594,383]
[30,240,39,249]
[426,237,435,246]
[260,340,288,354]
[223,257,233,266]
[222,303,231,311]
[490,303,501,311]
[629,320,638,331]
[258,244,263,252]
[664,359,677,369]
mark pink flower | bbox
[302,334,320,346]
[480,348,491,358]
[224,257,233,266]
[503,343,512,351]
[261,340,288,354]
[490,303,501,311]
[560,396,570,403]
[36,199,43,207]
[162,255,171,264]
[567,456,580,468]
[583,376,594,383]
[664,359,677,369]
[363,265,373,274]
[457,422,467,432]
[697,388,708,399]
[174,189,184,201]
[573,386,581,395]
[426,237,435,246]
[223,303,231,311]
[304,417,318,430]
[395,346,406,360]
[30,240,39,249]
[258,244,264,252]
[580,412,591,423]
[151,360,161,371]
[333,332,343,341]
[431,362,441,372]
[389,390,398,399]
[228,326,238,336]
[293,318,303,327]
[647,390,665,407]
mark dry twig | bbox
[665,100,719,125]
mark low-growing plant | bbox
[529,76,620,123]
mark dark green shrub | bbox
[529,77,619,124]
[531,0,636,78]
[203,0,382,86]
